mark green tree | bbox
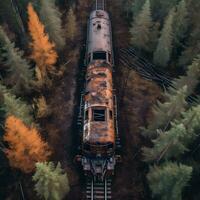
[0,84,33,125]
[0,0,24,36]
[39,0,65,50]
[171,56,200,95]
[153,8,175,67]
[179,0,200,66]
[130,0,154,52]
[65,7,77,41]
[33,162,70,200]
[142,86,188,138]
[147,162,192,200]
[143,105,200,162]
[131,0,145,17]
[143,123,188,162]
[173,0,188,46]
[0,26,33,95]
[150,0,180,20]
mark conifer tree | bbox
[0,26,33,95]
[3,116,51,173]
[142,86,188,138]
[65,8,77,41]
[33,162,70,200]
[143,124,188,162]
[0,83,33,125]
[150,0,180,20]
[130,0,153,52]
[173,0,188,46]
[179,0,200,66]
[153,8,175,67]
[143,105,200,162]
[170,56,200,95]
[39,0,65,50]
[27,3,58,82]
[0,0,24,36]
[147,162,192,200]
[131,0,145,17]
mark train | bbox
[76,1,120,181]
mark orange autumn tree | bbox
[3,116,51,173]
[27,3,58,82]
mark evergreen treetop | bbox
[147,162,192,200]
[153,8,175,67]
[33,162,70,200]
[142,86,188,138]
[0,83,33,125]
[130,0,153,52]
[0,26,33,95]
[143,104,200,162]
[39,0,65,50]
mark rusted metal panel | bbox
[83,61,115,144]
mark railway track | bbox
[119,47,198,103]
[86,179,112,200]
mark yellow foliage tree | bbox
[3,116,51,173]
[27,3,58,81]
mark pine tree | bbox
[147,162,192,200]
[3,116,51,173]
[65,8,77,41]
[142,86,188,138]
[27,3,58,82]
[131,0,145,17]
[150,0,180,20]
[39,0,65,50]
[173,0,188,46]
[0,26,33,95]
[143,123,188,162]
[143,105,200,162]
[179,0,200,66]
[33,162,70,200]
[0,83,33,125]
[170,56,200,95]
[0,0,24,36]
[153,8,175,67]
[130,0,153,52]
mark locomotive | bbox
[77,2,120,181]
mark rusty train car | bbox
[77,3,120,180]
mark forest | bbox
[0,0,199,200]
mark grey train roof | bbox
[87,10,112,54]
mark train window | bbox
[108,53,111,63]
[93,51,107,60]
[92,108,106,121]
[88,53,91,63]
[107,143,113,149]
[109,110,113,119]
[84,143,90,151]
[85,110,89,120]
